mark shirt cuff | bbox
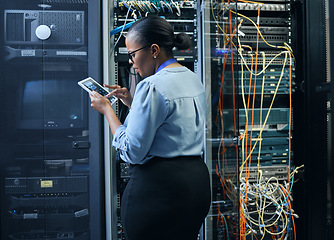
[112,125,128,151]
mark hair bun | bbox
[174,32,191,50]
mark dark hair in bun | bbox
[174,32,191,50]
[127,15,191,55]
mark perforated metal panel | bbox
[4,10,85,45]
[39,11,85,44]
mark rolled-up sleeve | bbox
[112,125,128,151]
[112,80,168,164]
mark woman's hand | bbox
[104,84,133,108]
[89,91,112,115]
[90,91,122,135]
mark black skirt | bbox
[121,156,211,240]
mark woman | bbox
[90,15,211,240]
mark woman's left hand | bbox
[89,91,112,115]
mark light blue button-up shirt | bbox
[112,66,206,165]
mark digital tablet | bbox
[78,77,117,106]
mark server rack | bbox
[105,1,200,239]
[200,0,297,239]
[0,0,105,239]
[199,0,334,239]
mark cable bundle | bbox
[119,0,182,18]
[210,0,300,239]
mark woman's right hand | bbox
[104,84,133,108]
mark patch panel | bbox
[220,108,291,132]
[224,51,294,66]
[229,164,290,182]
[241,17,291,27]
[232,3,290,12]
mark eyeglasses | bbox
[128,46,150,62]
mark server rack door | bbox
[0,0,105,239]
[293,0,332,239]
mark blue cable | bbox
[110,21,136,37]
[274,166,295,207]
[285,195,293,238]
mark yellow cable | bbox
[244,52,289,162]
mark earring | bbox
[154,56,157,59]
